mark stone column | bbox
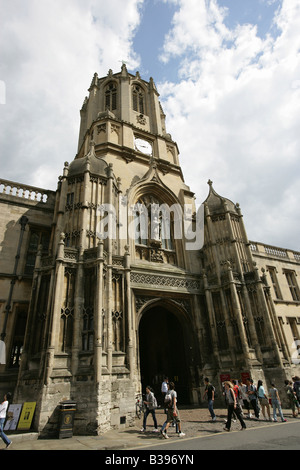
[241,284,263,364]
[223,200,243,275]
[106,163,114,373]
[204,204,221,283]
[203,272,221,368]
[227,263,251,369]
[71,249,84,378]
[254,265,283,367]
[80,147,92,250]
[95,240,104,384]
[53,163,69,252]
[124,245,134,379]
[43,233,65,385]
[262,269,290,363]
[236,203,254,270]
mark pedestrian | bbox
[203,377,216,422]
[292,376,300,405]
[160,382,178,435]
[231,380,239,421]
[284,380,298,417]
[239,380,252,418]
[232,380,239,399]
[140,386,159,432]
[0,393,12,449]
[223,381,246,432]
[257,380,271,421]
[269,383,287,422]
[246,378,260,419]
[161,382,185,439]
[161,376,168,413]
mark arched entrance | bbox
[138,303,190,405]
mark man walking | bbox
[246,378,260,420]
[203,378,216,422]
[161,376,168,413]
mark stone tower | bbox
[14,65,203,435]
[201,181,286,373]
[12,66,297,436]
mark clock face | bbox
[134,138,152,155]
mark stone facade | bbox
[0,66,299,435]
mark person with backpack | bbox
[140,386,158,432]
[238,380,252,418]
[203,377,216,422]
[223,381,246,432]
[284,380,299,417]
[161,382,185,439]
[292,376,300,404]
[0,393,12,449]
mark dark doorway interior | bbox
[138,305,190,405]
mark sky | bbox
[0,0,300,251]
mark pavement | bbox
[1,406,298,451]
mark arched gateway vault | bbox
[137,299,192,405]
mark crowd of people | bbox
[204,375,300,432]
[138,375,300,438]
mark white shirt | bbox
[161,381,168,393]
[0,400,8,419]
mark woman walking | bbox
[223,381,246,432]
[161,382,185,438]
[0,393,12,449]
[257,380,271,421]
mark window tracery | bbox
[105,82,117,111]
[132,84,145,114]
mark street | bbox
[3,407,299,451]
[133,420,300,451]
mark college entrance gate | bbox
[137,300,193,405]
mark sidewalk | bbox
[2,407,297,451]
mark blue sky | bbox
[133,0,178,81]
[218,0,280,36]
[0,0,300,250]
[133,0,282,82]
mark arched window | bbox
[105,82,117,111]
[132,85,145,114]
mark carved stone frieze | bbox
[130,272,200,291]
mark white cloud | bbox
[0,0,299,252]
[158,0,300,250]
[160,0,231,64]
[0,0,142,186]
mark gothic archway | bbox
[138,302,191,405]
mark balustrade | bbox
[0,178,54,204]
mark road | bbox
[133,420,300,451]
